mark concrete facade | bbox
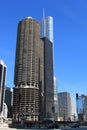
[58,92,72,121]
[13,17,41,121]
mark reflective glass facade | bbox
[41,38,54,118]
[41,16,53,43]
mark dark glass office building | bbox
[0,60,6,115]
[41,38,54,118]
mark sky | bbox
[0,0,87,107]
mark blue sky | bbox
[0,0,87,104]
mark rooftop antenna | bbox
[43,8,45,18]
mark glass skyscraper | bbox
[41,37,54,119]
[41,16,54,119]
[41,16,53,43]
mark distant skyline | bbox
[0,0,87,101]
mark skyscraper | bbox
[0,60,6,115]
[41,16,53,43]
[13,17,54,121]
[13,17,41,121]
[41,15,54,119]
[14,17,40,86]
[41,37,54,119]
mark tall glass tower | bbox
[41,16,53,43]
[41,15,54,119]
